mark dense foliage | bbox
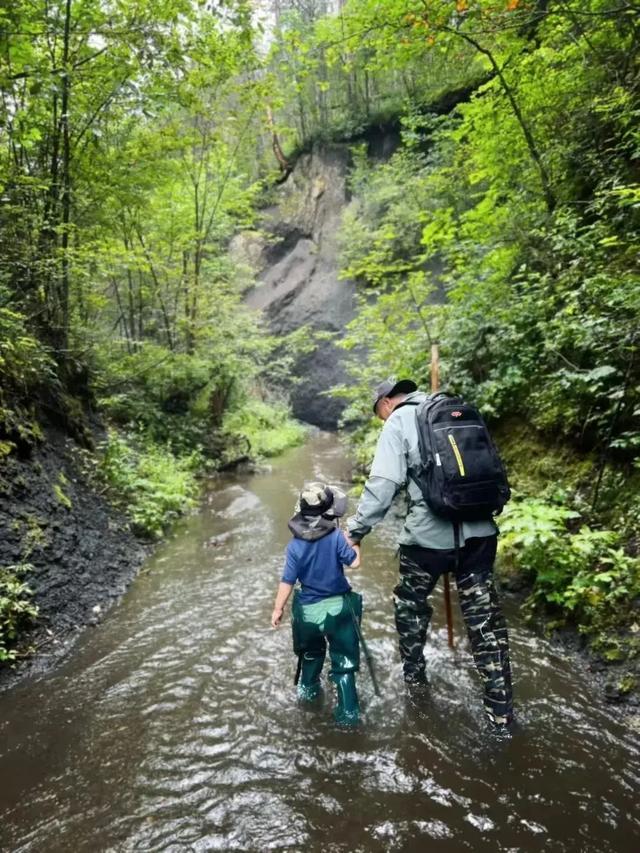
[0,2,306,541]
[273,0,640,650]
[97,429,200,538]
[0,564,38,662]
[0,2,310,653]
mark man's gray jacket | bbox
[346,391,497,549]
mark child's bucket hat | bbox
[289,482,348,541]
[297,482,348,519]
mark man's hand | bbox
[271,607,284,629]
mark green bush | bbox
[98,429,199,538]
[94,337,313,464]
[0,564,38,662]
[331,97,640,649]
[0,298,53,453]
[499,497,640,651]
[222,399,306,460]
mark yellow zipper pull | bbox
[448,434,466,476]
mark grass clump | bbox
[98,430,199,539]
[223,399,306,460]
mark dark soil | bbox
[499,575,640,715]
[0,428,147,690]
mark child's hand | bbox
[342,529,355,547]
[271,583,293,628]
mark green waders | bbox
[291,590,362,726]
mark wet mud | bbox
[0,428,146,688]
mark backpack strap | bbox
[391,400,419,412]
[393,392,446,415]
[453,520,460,571]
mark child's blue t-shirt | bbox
[281,529,357,604]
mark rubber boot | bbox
[331,672,359,726]
[297,653,324,702]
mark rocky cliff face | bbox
[240,144,357,429]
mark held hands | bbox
[342,528,362,569]
[271,607,284,629]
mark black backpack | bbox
[408,394,511,522]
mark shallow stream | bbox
[1,432,638,851]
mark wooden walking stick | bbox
[430,343,455,650]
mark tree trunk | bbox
[111,277,132,354]
[59,0,73,351]
[122,225,138,351]
[186,182,201,355]
[266,105,291,178]
[135,227,175,351]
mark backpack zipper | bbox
[448,434,466,476]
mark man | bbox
[346,378,513,730]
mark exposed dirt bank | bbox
[0,428,147,690]
[240,142,356,430]
[499,576,640,719]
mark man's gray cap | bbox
[372,377,418,413]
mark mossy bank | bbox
[0,427,147,688]
[494,422,640,713]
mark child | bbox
[271,482,362,726]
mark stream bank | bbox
[0,426,147,689]
[494,421,640,713]
[499,575,640,720]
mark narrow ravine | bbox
[1,432,638,852]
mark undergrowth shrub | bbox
[95,344,229,455]
[0,564,38,662]
[98,430,199,538]
[222,399,306,461]
[499,497,640,656]
[0,300,53,454]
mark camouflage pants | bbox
[394,535,513,726]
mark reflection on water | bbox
[1,432,639,852]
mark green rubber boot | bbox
[331,672,360,726]
[298,653,324,702]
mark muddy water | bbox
[1,432,639,852]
